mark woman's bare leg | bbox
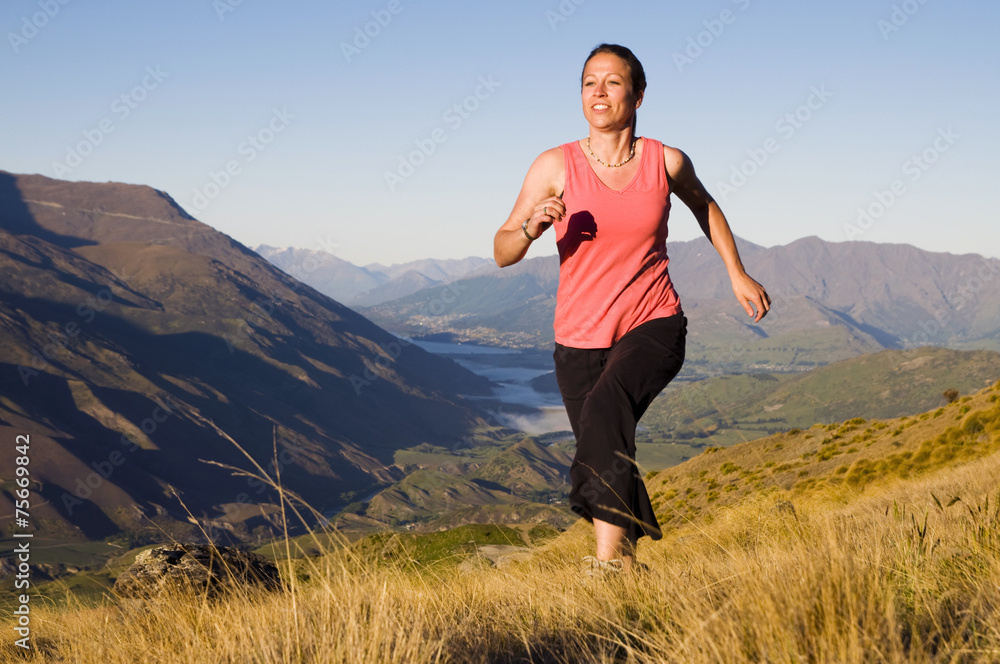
[593,518,636,567]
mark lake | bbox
[404,339,571,434]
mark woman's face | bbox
[581,53,642,131]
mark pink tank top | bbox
[553,137,682,348]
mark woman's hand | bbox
[666,144,772,322]
[495,147,565,267]
[730,271,771,322]
[526,196,566,239]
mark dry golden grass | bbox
[7,387,1000,663]
[645,381,1000,533]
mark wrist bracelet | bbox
[522,218,539,241]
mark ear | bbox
[634,90,644,110]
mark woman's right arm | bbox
[493,148,565,267]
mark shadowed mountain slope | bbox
[0,170,494,544]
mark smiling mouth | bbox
[592,104,610,110]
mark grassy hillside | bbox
[645,377,1000,534]
[639,346,1000,447]
[335,437,576,532]
[7,381,1000,662]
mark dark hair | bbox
[581,43,646,96]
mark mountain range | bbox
[302,236,1000,372]
[254,245,494,308]
[0,170,497,545]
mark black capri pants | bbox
[553,313,686,542]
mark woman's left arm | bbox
[665,146,771,322]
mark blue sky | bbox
[2,0,997,266]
